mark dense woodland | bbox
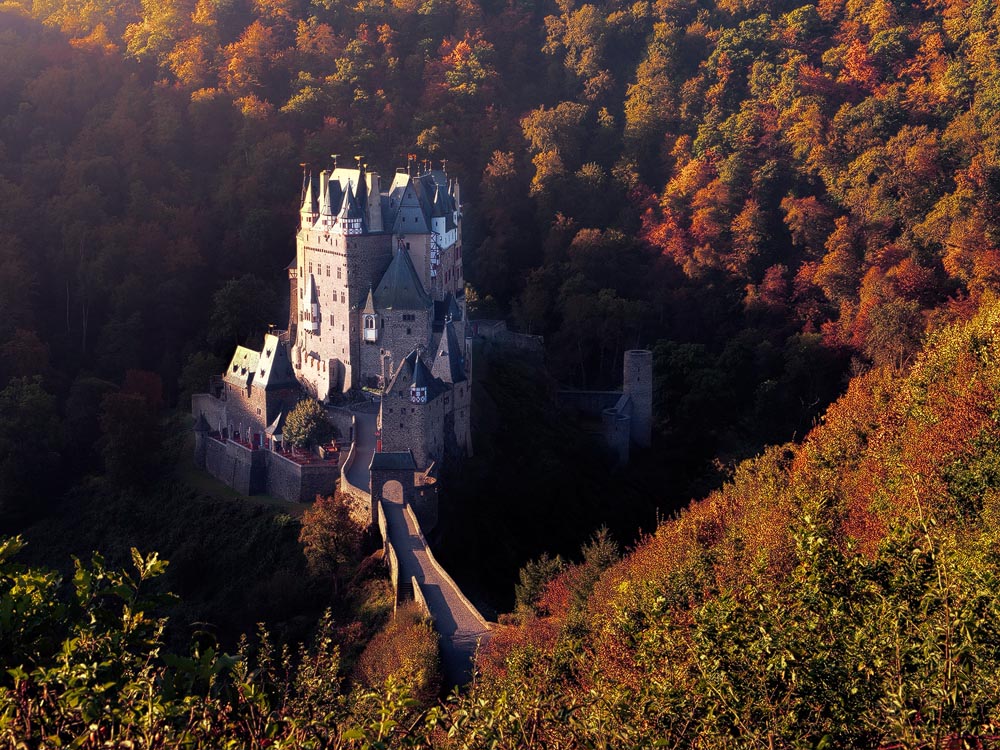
[4,0,1000,742]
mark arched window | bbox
[363,314,378,342]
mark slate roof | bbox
[254,334,297,390]
[369,451,417,471]
[386,349,447,401]
[338,182,365,221]
[319,172,340,218]
[431,183,448,218]
[302,167,459,238]
[391,177,430,234]
[362,286,376,314]
[373,248,431,311]
[431,320,467,384]
[301,173,318,215]
[224,346,260,388]
[432,293,463,332]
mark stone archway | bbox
[379,478,406,507]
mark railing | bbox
[411,576,431,620]
[385,540,400,609]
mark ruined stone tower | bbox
[623,349,653,448]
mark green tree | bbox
[283,398,335,449]
[514,552,565,615]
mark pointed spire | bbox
[363,286,376,314]
[339,181,365,220]
[411,353,432,390]
[300,168,313,210]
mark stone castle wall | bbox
[203,437,267,495]
[200,430,339,503]
[264,450,339,502]
[470,320,544,354]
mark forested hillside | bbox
[5,0,1000,742]
[5,0,1000,513]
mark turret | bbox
[300,172,317,229]
[362,287,379,343]
[318,171,335,230]
[338,182,364,235]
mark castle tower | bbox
[623,349,653,447]
[291,162,462,399]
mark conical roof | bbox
[362,286,376,314]
[339,181,365,221]
[410,353,433,389]
[301,173,317,213]
[386,349,445,401]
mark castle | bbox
[192,163,471,506]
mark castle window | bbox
[326,265,330,276]
[330,314,334,325]
[337,267,342,279]
[364,315,377,342]
[308,262,313,274]
[340,292,345,304]
[406,327,411,335]
[410,385,427,404]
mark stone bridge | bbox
[343,405,491,687]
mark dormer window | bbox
[410,385,427,404]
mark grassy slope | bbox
[18,434,329,649]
